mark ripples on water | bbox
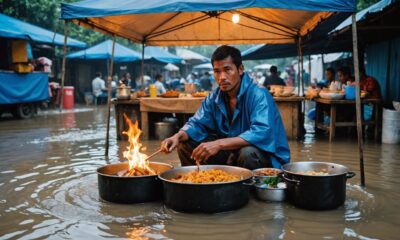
[0,106,399,239]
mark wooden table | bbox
[314,98,381,142]
[111,99,140,140]
[140,97,204,139]
[274,96,305,140]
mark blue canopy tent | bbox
[144,46,183,64]
[0,13,86,48]
[60,0,369,183]
[67,40,142,62]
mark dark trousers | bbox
[177,138,272,170]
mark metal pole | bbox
[352,13,365,187]
[141,43,145,90]
[296,38,302,92]
[308,55,312,87]
[299,43,304,95]
[105,35,116,157]
[59,20,68,112]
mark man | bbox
[337,66,352,86]
[92,72,107,98]
[154,74,167,95]
[161,45,290,169]
[360,68,381,99]
[317,68,336,88]
[263,65,286,88]
[199,72,212,91]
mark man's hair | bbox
[270,66,278,74]
[326,67,335,76]
[96,72,102,78]
[123,72,130,78]
[338,66,351,76]
[211,45,242,69]
[155,74,162,80]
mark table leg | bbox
[141,111,149,140]
[374,103,379,141]
[329,105,336,142]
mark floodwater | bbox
[0,106,399,240]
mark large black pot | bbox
[158,165,253,213]
[97,162,173,204]
[282,162,355,210]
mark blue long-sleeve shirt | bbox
[181,73,290,168]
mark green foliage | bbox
[357,0,381,10]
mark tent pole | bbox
[299,44,304,95]
[105,35,116,157]
[296,38,301,91]
[321,54,325,73]
[308,55,312,86]
[351,14,365,187]
[141,43,145,90]
[59,20,68,112]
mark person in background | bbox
[92,72,108,100]
[263,65,286,88]
[199,72,213,91]
[360,67,381,99]
[119,72,135,89]
[337,66,352,86]
[154,73,167,95]
[317,67,336,88]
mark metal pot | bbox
[158,165,254,213]
[154,122,176,140]
[97,162,173,204]
[254,183,286,202]
[282,162,355,210]
[116,86,131,99]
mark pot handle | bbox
[281,174,300,186]
[242,179,255,186]
[346,171,356,179]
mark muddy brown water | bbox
[0,106,399,239]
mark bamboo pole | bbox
[296,38,302,92]
[308,55,312,87]
[141,43,145,90]
[105,35,116,157]
[59,20,68,112]
[351,13,365,186]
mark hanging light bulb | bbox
[232,13,240,24]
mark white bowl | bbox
[319,92,344,100]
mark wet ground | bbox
[0,105,399,239]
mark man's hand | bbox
[161,130,189,153]
[191,140,222,163]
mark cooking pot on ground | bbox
[282,161,355,210]
[158,165,253,213]
[97,162,173,203]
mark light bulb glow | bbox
[232,14,240,24]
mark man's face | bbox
[325,70,334,81]
[338,71,347,83]
[212,56,243,93]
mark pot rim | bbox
[97,161,173,179]
[158,165,253,186]
[282,161,350,177]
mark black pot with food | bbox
[282,162,355,210]
[97,162,173,204]
[158,165,254,213]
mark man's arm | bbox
[161,130,189,153]
[191,137,250,162]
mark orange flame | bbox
[122,113,155,175]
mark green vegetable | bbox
[264,177,281,188]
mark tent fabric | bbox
[144,46,183,64]
[61,0,355,46]
[67,40,142,62]
[0,72,49,104]
[0,13,86,48]
[365,36,400,103]
[333,0,394,32]
[193,63,212,70]
[241,12,352,60]
[176,48,209,64]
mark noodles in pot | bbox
[172,169,241,183]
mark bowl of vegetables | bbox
[253,168,286,202]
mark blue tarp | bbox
[67,40,142,62]
[0,72,49,104]
[0,13,86,48]
[333,0,394,32]
[62,0,355,19]
[242,12,352,60]
[365,36,400,103]
[145,46,183,64]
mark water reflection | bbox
[0,106,399,239]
